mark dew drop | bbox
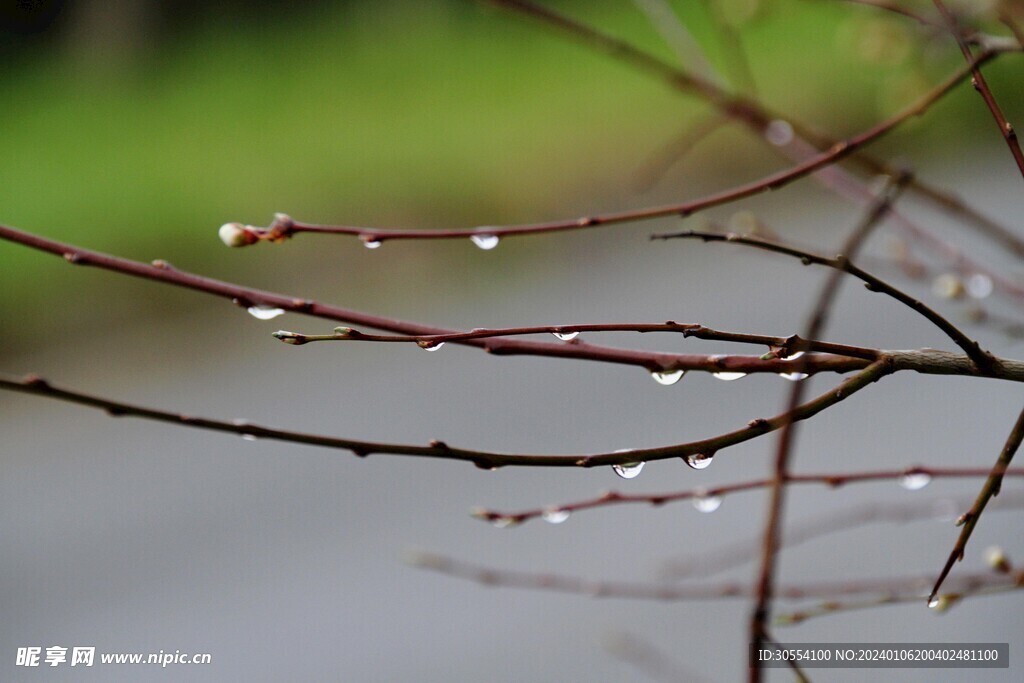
[541,507,571,524]
[966,273,993,299]
[470,233,500,250]
[418,341,445,352]
[247,305,285,320]
[552,331,579,341]
[782,350,805,361]
[241,433,258,442]
[612,462,644,479]
[684,452,715,470]
[491,516,519,529]
[927,597,941,610]
[692,490,722,513]
[899,471,932,491]
[651,369,685,386]
[712,371,747,381]
[362,239,382,250]
[779,372,809,382]
[764,119,794,146]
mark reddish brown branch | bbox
[934,0,1024,182]
[473,467,1024,526]
[929,406,1024,602]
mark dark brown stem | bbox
[928,406,1024,602]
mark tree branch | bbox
[928,406,1024,602]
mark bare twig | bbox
[472,467,1024,527]
[933,0,1024,182]
[654,229,996,370]
[929,406,1024,602]
[0,360,893,470]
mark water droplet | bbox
[491,516,519,528]
[541,507,571,524]
[692,490,722,513]
[712,371,747,381]
[651,369,685,386]
[552,331,579,341]
[247,305,285,320]
[684,452,714,470]
[764,120,794,146]
[470,233,500,250]
[779,372,809,381]
[927,597,941,609]
[241,433,258,442]
[362,239,382,249]
[782,350,805,361]
[611,452,644,480]
[899,471,932,491]
[418,340,445,352]
[966,273,993,299]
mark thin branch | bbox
[0,360,892,470]
[272,321,881,361]
[749,176,907,680]
[483,0,1024,261]
[933,0,1024,182]
[227,49,1005,246]
[929,405,1024,602]
[0,224,870,377]
[661,491,1024,580]
[654,229,996,370]
[472,467,1024,527]
[830,0,938,26]
[406,550,1022,603]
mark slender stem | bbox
[274,322,881,361]
[748,177,906,680]
[235,48,1002,244]
[655,229,996,370]
[928,406,1024,602]
[0,360,892,470]
[475,467,1024,525]
[934,0,1024,182]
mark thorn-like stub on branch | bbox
[62,252,81,264]
[291,298,314,312]
[218,222,259,248]
[429,439,449,450]
[150,259,174,270]
[747,418,770,430]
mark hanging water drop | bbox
[552,330,579,341]
[651,369,685,386]
[779,372,809,382]
[470,233,500,250]
[899,471,932,491]
[241,433,258,442]
[782,350,805,361]
[927,597,941,609]
[541,507,571,524]
[612,461,644,479]
[418,340,445,352]
[713,371,747,381]
[362,239,382,249]
[692,490,722,513]
[684,452,715,470]
[491,516,519,529]
[247,305,285,320]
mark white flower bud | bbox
[218,222,258,248]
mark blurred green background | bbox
[4,0,1022,355]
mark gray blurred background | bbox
[2,1,1023,680]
